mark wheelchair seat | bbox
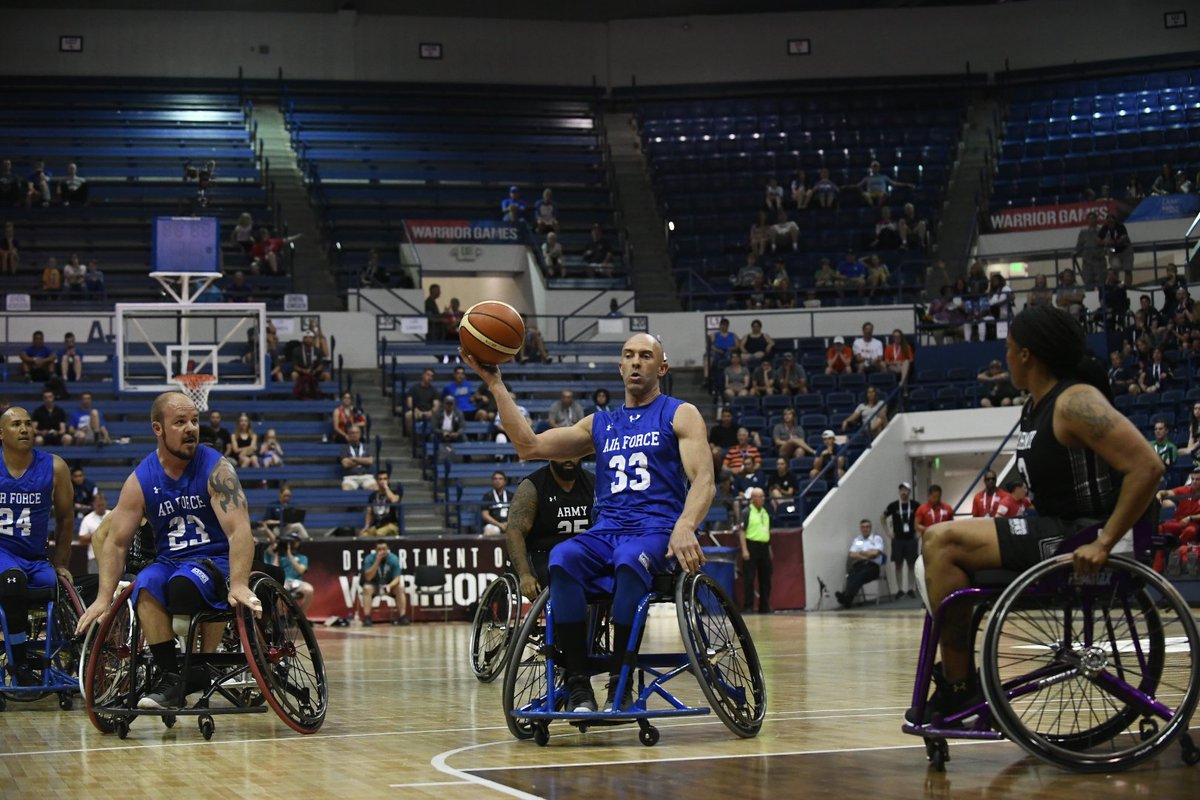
[970,569,1020,588]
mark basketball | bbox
[458,300,525,365]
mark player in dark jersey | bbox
[463,333,713,714]
[910,305,1162,723]
[76,392,260,709]
[0,406,75,686]
[505,459,595,601]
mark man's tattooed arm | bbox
[208,457,247,513]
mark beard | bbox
[165,438,197,461]
[549,460,577,480]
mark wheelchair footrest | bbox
[901,722,1003,740]
[92,705,269,718]
[515,706,709,722]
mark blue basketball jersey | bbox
[135,446,230,560]
[591,393,687,530]
[0,449,55,559]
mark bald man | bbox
[736,486,773,614]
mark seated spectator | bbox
[769,259,794,308]
[444,365,482,420]
[857,161,912,207]
[518,325,551,364]
[78,491,109,574]
[899,203,930,251]
[332,391,367,444]
[57,162,87,206]
[482,471,512,536]
[198,410,232,454]
[291,330,330,390]
[770,209,800,252]
[773,407,814,459]
[869,206,902,250]
[1055,268,1086,317]
[71,467,98,518]
[812,167,839,208]
[472,381,497,422]
[228,413,260,468]
[883,329,913,385]
[501,186,526,223]
[766,457,799,511]
[1137,347,1172,394]
[978,359,1019,407]
[825,336,853,375]
[842,386,888,438]
[442,297,464,340]
[534,188,559,234]
[225,270,253,302]
[32,390,71,446]
[542,232,565,278]
[361,248,391,287]
[0,160,21,206]
[1149,419,1178,465]
[231,212,255,258]
[749,211,771,258]
[69,391,110,445]
[745,276,770,310]
[359,541,410,626]
[84,260,105,296]
[834,520,885,608]
[250,227,301,275]
[431,395,465,447]
[362,471,402,537]
[764,177,784,212]
[927,285,966,344]
[258,428,285,467]
[1124,174,1144,203]
[708,407,740,475]
[802,289,822,308]
[777,352,808,394]
[705,317,740,386]
[730,455,768,520]
[740,319,775,366]
[852,322,884,374]
[813,257,841,291]
[1001,478,1034,517]
[26,160,51,207]
[258,485,310,541]
[790,171,811,209]
[265,530,314,614]
[547,389,584,428]
[971,470,1014,518]
[339,426,378,491]
[404,368,440,436]
[62,253,86,295]
[966,260,989,296]
[810,430,845,481]
[41,257,62,296]
[865,254,891,295]
[1157,468,1200,551]
[590,388,613,414]
[1026,273,1053,308]
[582,224,614,277]
[0,220,18,275]
[721,428,762,494]
[837,250,867,292]
[57,332,84,382]
[1151,163,1175,196]
[723,352,751,400]
[732,253,765,290]
[749,359,775,397]
[494,383,530,443]
[1107,351,1140,397]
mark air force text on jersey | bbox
[600,430,662,454]
[0,492,43,505]
[156,494,209,518]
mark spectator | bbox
[764,176,784,212]
[730,457,767,520]
[41,257,62,297]
[723,352,751,401]
[852,322,884,373]
[720,428,762,493]
[1000,478,1034,517]
[978,359,1019,407]
[705,317,740,387]
[769,259,794,308]
[78,491,109,574]
[766,456,799,510]
[542,231,565,278]
[259,485,309,541]
[26,159,51,207]
[1026,272,1053,308]
[770,209,800,252]
[332,391,367,444]
[69,391,110,445]
[361,248,391,287]
[881,482,918,599]
[1137,347,1172,394]
[501,185,526,223]
[1054,269,1086,318]
[606,298,623,317]
[899,203,930,251]
[731,253,765,290]
[814,258,841,292]
[883,329,913,385]
[518,324,551,364]
[494,383,531,443]
[199,410,232,454]
[471,381,497,423]
[228,413,260,468]
[404,368,440,437]
[32,390,71,446]
[224,270,253,303]
[84,260,105,296]
[431,395,465,448]
[443,365,480,419]
[582,224,613,277]
[777,352,808,395]
[590,388,612,414]
[928,285,966,344]
[825,335,853,375]
[857,161,912,207]
[1099,214,1132,272]
[790,170,811,209]
[1151,163,1175,196]
[749,211,771,258]
[842,386,888,438]
[71,466,98,518]
[740,319,775,366]
[264,530,314,614]
[736,487,773,614]
[424,283,444,339]
[0,220,18,274]
[708,407,740,476]
[810,430,845,481]
[837,250,867,292]
[258,428,285,467]
[0,160,21,206]
[362,471,402,537]
[812,167,839,208]
[339,426,378,491]
[442,297,464,340]
[231,212,255,257]
[62,253,86,295]
[359,541,410,626]
[1072,212,1106,288]
[1107,351,1139,397]
[1149,419,1178,466]
[869,206,902,250]
[534,188,559,234]
[984,273,1013,335]
[57,162,87,206]
[834,520,886,608]
[749,358,775,397]
[1097,268,1130,331]
[1124,174,1144,203]
[57,331,84,382]
[250,227,300,275]
[772,407,813,459]
[482,471,512,536]
[915,483,955,538]
[864,254,891,296]
[311,319,333,360]
[291,329,331,387]
[547,389,584,429]
[971,470,1013,518]
[1156,467,1200,551]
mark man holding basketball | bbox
[462,332,713,713]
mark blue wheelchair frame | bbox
[0,573,84,711]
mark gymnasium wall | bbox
[4,0,1197,86]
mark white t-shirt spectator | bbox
[849,533,885,565]
[79,509,109,571]
[852,336,884,365]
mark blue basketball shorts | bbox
[0,550,56,591]
[133,557,230,612]
[547,524,674,597]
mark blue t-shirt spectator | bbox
[501,186,526,222]
[443,378,476,414]
[361,551,402,584]
[838,256,867,282]
[25,343,52,361]
[280,553,308,582]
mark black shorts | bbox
[892,537,919,566]
[528,550,551,588]
[994,516,1098,572]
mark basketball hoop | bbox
[173,373,218,412]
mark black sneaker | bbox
[137,671,185,710]
[904,674,980,725]
[361,616,373,627]
[604,674,633,712]
[566,674,597,713]
[6,663,40,687]
[906,590,917,599]
[392,615,411,626]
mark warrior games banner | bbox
[403,219,527,274]
[404,219,521,244]
[989,199,1119,233]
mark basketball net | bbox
[173,373,218,412]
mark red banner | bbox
[989,199,1119,233]
[710,527,805,610]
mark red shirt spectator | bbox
[1158,471,1200,550]
[826,336,853,374]
[971,471,1012,518]
[915,486,954,536]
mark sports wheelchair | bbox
[501,570,767,746]
[0,573,84,711]
[82,571,327,739]
[904,519,1200,772]
[470,572,525,683]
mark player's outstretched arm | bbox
[505,478,540,600]
[75,473,144,634]
[50,455,75,577]
[667,402,716,573]
[208,457,260,616]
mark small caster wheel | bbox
[116,720,130,740]
[199,715,214,741]
[0,695,8,712]
[638,725,660,747]
[163,714,177,729]
[925,738,947,772]
[1139,718,1159,741]
[58,694,73,711]
[533,723,550,747]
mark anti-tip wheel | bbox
[199,715,214,741]
[638,725,660,747]
[1182,734,1200,766]
[57,694,73,711]
[116,720,129,740]
[533,724,550,747]
[163,714,176,729]
[925,738,948,772]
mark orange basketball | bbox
[459,301,526,365]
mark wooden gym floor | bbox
[1,609,1197,799]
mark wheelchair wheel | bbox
[49,574,84,681]
[982,554,1200,772]
[470,574,521,683]
[236,575,328,734]
[1,575,86,702]
[501,589,557,740]
[84,585,141,734]
[676,572,767,738]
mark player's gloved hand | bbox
[75,599,111,636]
[228,584,262,618]
[1072,540,1110,575]
[519,573,540,602]
[666,525,706,574]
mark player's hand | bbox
[1073,540,1110,575]
[666,526,706,574]
[518,573,540,602]
[741,548,751,561]
[459,348,501,385]
[55,565,73,582]
[75,599,111,637]
[228,584,262,618]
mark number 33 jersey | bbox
[135,446,230,559]
[592,394,687,531]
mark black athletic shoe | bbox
[392,615,411,626]
[904,675,980,725]
[604,674,633,712]
[138,671,185,710]
[361,616,373,627]
[906,590,917,599]
[5,664,39,687]
[566,674,597,713]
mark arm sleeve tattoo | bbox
[506,480,538,540]
[209,457,247,513]
[1062,389,1115,442]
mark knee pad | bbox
[166,575,208,616]
[0,569,27,598]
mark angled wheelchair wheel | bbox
[982,555,1200,772]
[471,574,521,683]
[676,572,767,738]
[502,589,556,740]
[47,575,84,685]
[84,585,141,734]
[237,575,328,734]
[2,575,86,703]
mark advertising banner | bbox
[989,199,1119,233]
